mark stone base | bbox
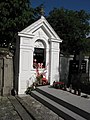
[3,86,12,96]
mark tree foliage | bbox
[83,37,90,55]
[34,4,45,19]
[0,0,35,48]
[47,8,90,55]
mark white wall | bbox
[18,16,62,94]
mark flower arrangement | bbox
[34,59,48,85]
[53,81,66,90]
[25,61,48,94]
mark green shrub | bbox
[25,86,34,95]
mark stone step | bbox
[16,96,38,120]
[16,95,64,120]
[35,86,90,120]
[8,96,33,120]
[31,90,86,120]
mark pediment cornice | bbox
[18,16,62,42]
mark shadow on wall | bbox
[0,48,13,96]
[60,56,70,84]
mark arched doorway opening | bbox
[33,40,46,68]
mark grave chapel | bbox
[16,16,62,94]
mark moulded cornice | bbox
[18,32,34,38]
[18,16,62,42]
[50,37,63,43]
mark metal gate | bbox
[0,58,3,96]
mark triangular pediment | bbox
[18,16,62,42]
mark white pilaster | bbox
[18,36,34,94]
[49,39,60,85]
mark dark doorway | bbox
[33,48,46,68]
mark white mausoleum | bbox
[18,16,62,94]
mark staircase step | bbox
[31,90,86,120]
[8,96,33,120]
[36,86,90,120]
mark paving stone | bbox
[8,96,33,120]
[0,96,21,120]
[1,93,65,120]
[18,94,64,120]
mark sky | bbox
[31,0,90,15]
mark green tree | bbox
[34,4,45,19]
[82,37,90,55]
[0,0,34,49]
[47,8,90,55]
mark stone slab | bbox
[17,94,64,120]
[37,85,90,114]
[8,96,33,120]
[31,90,86,120]
[0,96,21,120]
